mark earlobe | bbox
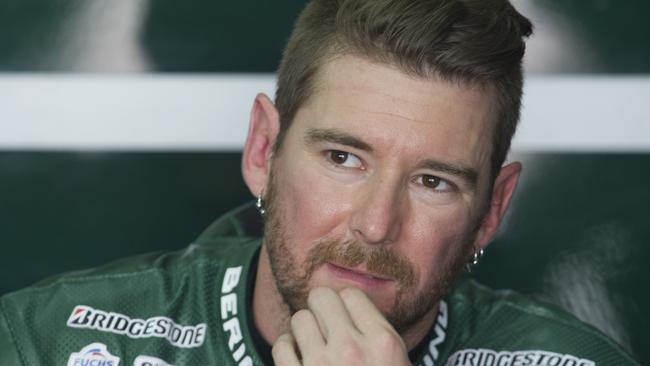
[474,162,522,250]
[241,93,280,197]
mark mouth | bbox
[326,262,394,287]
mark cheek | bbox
[274,160,352,243]
[405,205,474,288]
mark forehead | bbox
[293,55,495,171]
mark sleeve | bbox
[0,302,24,366]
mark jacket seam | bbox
[4,268,161,298]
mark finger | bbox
[307,287,357,339]
[290,309,326,355]
[338,287,396,335]
[272,333,302,366]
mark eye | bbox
[418,174,452,192]
[327,150,363,169]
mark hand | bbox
[272,287,411,366]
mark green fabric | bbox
[415,279,640,365]
[0,204,639,365]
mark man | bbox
[0,0,639,365]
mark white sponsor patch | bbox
[445,349,595,366]
[133,355,174,366]
[67,305,206,348]
[220,266,253,366]
[67,342,120,366]
[418,300,449,366]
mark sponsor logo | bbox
[133,355,174,366]
[445,349,595,366]
[67,305,206,348]
[221,266,253,366]
[67,342,120,366]
[417,300,449,366]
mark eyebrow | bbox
[305,127,478,188]
[418,159,478,189]
[305,128,373,152]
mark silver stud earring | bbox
[255,193,266,216]
[471,248,484,266]
[466,248,484,272]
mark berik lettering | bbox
[67,305,206,348]
[221,266,253,366]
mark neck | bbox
[400,302,440,351]
[252,243,439,351]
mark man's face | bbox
[263,55,495,332]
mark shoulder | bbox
[0,237,259,365]
[442,278,640,365]
[1,236,254,303]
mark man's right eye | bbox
[327,150,363,169]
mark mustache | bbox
[303,239,416,289]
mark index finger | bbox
[338,287,397,335]
[307,287,358,339]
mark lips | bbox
[326,262,394,286]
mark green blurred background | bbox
[1,0,648,363]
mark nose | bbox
[349,177,404,245]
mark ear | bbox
[241,93,280,197]
[473,162,522,250]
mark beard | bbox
[261,169,477,333]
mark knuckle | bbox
[373,328,406,352]
[338,343,364,363]
[308,354,330,366]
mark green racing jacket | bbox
[0,203,640,366]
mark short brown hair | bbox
[274,0,532,178]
